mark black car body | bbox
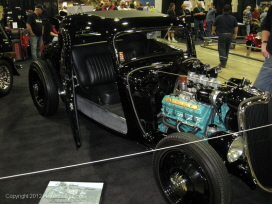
[28,11,272,204]
[0,24,20,97]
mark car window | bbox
[115,27,189,62]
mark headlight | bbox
[227,136,244,162]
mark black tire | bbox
[246,41,256,51]
[28,60,59,116]
[0,60,13,97]
[153,132,232,204]
[45,58,65,104]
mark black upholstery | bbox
[71,35,149,105]
[73,53,115,88]
[86,54,115,86]
[72,42,120,105]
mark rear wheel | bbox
[29,60,59,116]
[153,133,232,204]
[0,60,13,97]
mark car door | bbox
[60,28,81,148]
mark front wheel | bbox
[0,60,13,97]
[153,133,232,204]
[29,60,59,116]
[246,41,256,51]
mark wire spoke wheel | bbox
[0,60,13,97]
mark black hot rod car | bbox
[28,11,272,203]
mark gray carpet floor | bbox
[0,59,271,204]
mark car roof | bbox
[60,11,187,37]
[85,10,167,18]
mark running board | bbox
[76,94,128,134]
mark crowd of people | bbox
[166,1,272,93]
[95,0,153,11]
[243,5,269,35]
[166,2,237,68]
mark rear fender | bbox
[45,58,62,90]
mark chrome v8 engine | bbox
[158,63,263,138]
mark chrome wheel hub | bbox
[0,66,11,90]
[33,84,39,96]
[32,81,44,106]
[169,172,188,196]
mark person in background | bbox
[26,4,45,61]
[183,0,192,11]
[167,3,178,42]
[96,3,103,11]
[243,6,252,35]
[118,1,129,10]
[98,0,117,11]
[59,6,67,15]
[129,4,136,10]
[260,7,269,23]
[62,6,67,13]
[252,7,260,22]
[206,4,217,37]
[212,4,238,68]
[143,2,151,11]
[254,6,272,93]
[179,3,191,23]
[193,1,206,41]
[137,4,143,11]
[50,24,58,42]
[111,1,117,7]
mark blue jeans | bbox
[254,55,272,93]
[194,19,204,39]
[207,21,213,37]
[243,20,250,35]
[218,34,233,66]
[29,35,43,61]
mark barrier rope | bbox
[0,123,271,180]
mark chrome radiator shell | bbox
[239,93,272,192]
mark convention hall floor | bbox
[169,39,264,83]
[197,42,264,83]
[0,43,272,204]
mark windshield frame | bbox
[113,26,195,66]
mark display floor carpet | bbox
[0,59,271,204]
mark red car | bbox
[244,32,261,50]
